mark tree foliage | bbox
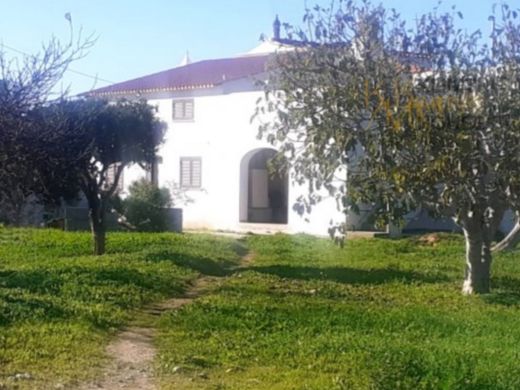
[57,98,166,254]
[257,0,520,294]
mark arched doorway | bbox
[239,148,288,224]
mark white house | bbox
[87,35,353,235]
[86,29,514,236]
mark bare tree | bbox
[0,27,95,224]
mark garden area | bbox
[1,228,520,389]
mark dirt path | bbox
[78,248,252,390]
[78,275,217,390]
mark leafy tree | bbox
[257,1,520,294]
[59,98,166,255]
[0,32,163,253]
[122,178,172,232]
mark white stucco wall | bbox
[120,78,344,235]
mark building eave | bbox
[85,83,217,97]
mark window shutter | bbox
[105,164,124,193]
[173,99,194,120]
[180,159,192,187]
[173,101,184,119]
[184,100,194,119]
[180,157,202,188]
[191,159,201,187]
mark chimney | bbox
[179,50,191,66]
[273,15,281,40]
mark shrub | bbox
[122,179,172,232]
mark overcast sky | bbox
[0,0,500,94]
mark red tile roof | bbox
[85,46,431,97]
[86,54,271,96]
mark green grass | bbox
[0,228,242,389]
[156,233,520,390]
[3,229,520,389]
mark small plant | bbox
[122,179,172,232]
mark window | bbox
[180,157,202,188]
[172,99,194,121]
[106,163,124,193]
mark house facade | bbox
[88,37,515,235]
[88,39,351,235]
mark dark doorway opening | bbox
[240,149,288,224]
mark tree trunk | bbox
[92,221,106,255]
[89,196,106,256]
[459,203,506,295]
[492,217,520,252]
[462,229,491,294]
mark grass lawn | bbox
[2,229,520,389]
[157,234,520,390]
[0,228,242,389]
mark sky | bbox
[0,0,501,95]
